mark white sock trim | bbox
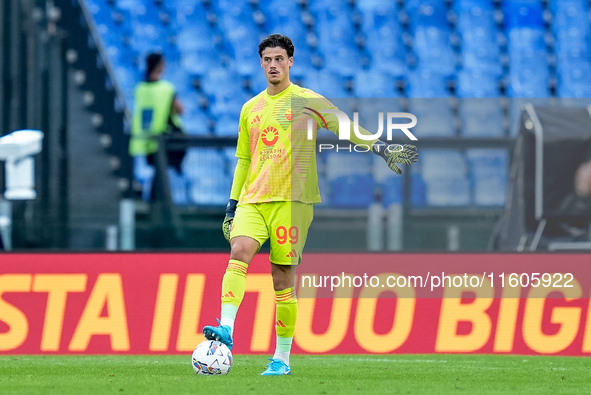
[220,304,238,335]
[272,350,290,366]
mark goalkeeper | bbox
[203,34,418,376]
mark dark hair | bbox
[258,34,294,58]
[145,52,164,79]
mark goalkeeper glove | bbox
[222,199,238,243]
[372,141,418,175]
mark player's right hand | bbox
[222,199,238,243]
[372,141,418,175]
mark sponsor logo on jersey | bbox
[261,126,279,146]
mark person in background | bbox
[575,160,591,198]
[128,52,184,201]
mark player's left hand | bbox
[372,141,418,175]
[222,199,238,243]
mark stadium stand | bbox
[78,0,591,213]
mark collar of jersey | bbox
[264,83,294,100]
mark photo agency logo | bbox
[302,107,418,152]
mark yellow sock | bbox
[275,287,297,358]
[219,259,248,332]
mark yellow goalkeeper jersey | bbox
[236,83,375,204]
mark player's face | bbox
[260,47,293,85]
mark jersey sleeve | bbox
[229,158,250,200]
[307,92,379,147]
[235,104,250,160]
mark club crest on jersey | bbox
[284,109,293,121]
[261,126,279,146]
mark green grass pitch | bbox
[1,354,590,394]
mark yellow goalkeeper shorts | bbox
[230,201,314,265]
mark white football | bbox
[191,340,233,375]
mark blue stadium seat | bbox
[460,47,503,77]
[209,89,250,119]
[506,28,549,97]
[112,64,139,104]
[85,0,118,28]
[466,148,509,176]
[419,149,471,206]
[168,168,189,205]
[557,63,591,98]
[409,98,456,137]
[133,155,154,183]
[356,98,405,138]
[215,3,266,77]
[86,0,130,51]
[555,47,591,84]
[289,45,316,80]
[328,175,375,208]
[473,175,507,206]
[453,0,495,13]
[213,114,239,137]
[410,169,427,207]
[405,70,449,98]
[180,50,222,77]
[104,43,134,70]
[413,26,456,76]
[176,25,217,54]
[248,70,269,93]
[425,177,471,206]
[302,69,349,98]
[200,67,243,96]
[183,148,231,206]
[314,9,362,77]
[326,151,375,208]
[373,156,404,206]
[162,62,191,93]
[554,27,590,57]
[323,45,363,78]
[221,18,265,77]
[129,18,170,57]
[406,0,449,29]
[133,155,154,202]
[113,0,145,12]
[421,149,468,181]
[507,54,550,97]
[456,70,499,98]
[502,0,544,29]
[176,25,222,76]
[507,27,545,52]
[353,69,398,98]
[455,3,497,34]
[167,0,210,30]
[459,99,505,137]
[361,7,406,77]
[550,0,590,36]
[182,108,211,136]
[457,13,501,76]
[133,156,190,204]
[357,0,397,15]
[223,147,238,174]
[467,149,509,206]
